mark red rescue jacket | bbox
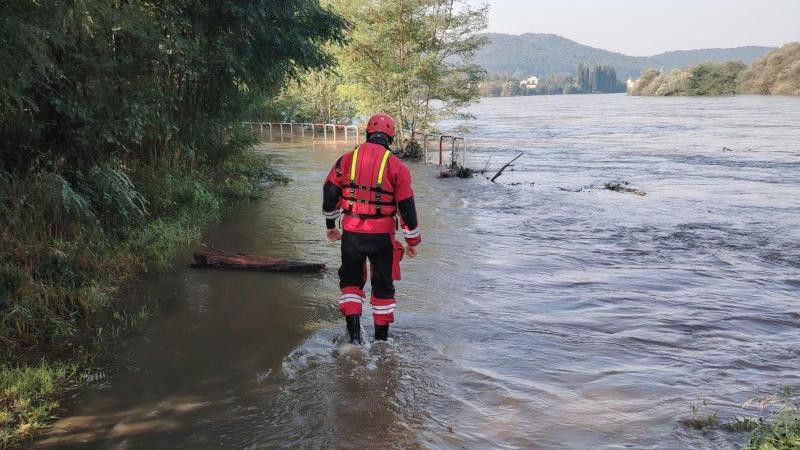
[323,141,421,245]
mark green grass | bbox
[744,402,800,450]
[0,361,78,448]
[681,393,800,450]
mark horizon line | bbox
[480,31,787,58]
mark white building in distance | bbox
[520,75,539,90]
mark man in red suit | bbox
[322,113,421,344]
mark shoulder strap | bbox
[345,147,395,217]
[349,146,360,183]
[376,150,392,187]
[374,150,393,216]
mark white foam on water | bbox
[281,325,403,382]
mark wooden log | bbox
[191,251,325,273]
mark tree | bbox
[0,0,346,172]
[576,63,591,93]
[688,62,746,95]
[336,0,488,133]
[259,69,357,123]
[739,43,800,95]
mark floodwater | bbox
[35,94,800,449]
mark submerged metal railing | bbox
[396,130,468,167]
[244,122,467,167]
[242,122,360,143]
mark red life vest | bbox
[340,144,397,219]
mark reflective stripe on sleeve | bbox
[403,227,420,239]
[323,209,341,220]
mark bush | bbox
[630,62,747,97]
[456,166,475,178]
[629,69,659,95]
[218,148,290,199]
[74,161,148,229]
[126,218,201,269]
[688,62,746,96]
[399,140,424,161]
[739,42,800,96]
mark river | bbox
[35,94,800,449]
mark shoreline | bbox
[0,149,283,448]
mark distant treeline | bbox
[473,33,774,80]
[481,63,626,97]
[630,43,800,96]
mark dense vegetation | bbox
[630,43,800,97]
[739,43,800,96]
[744,401,800,450]
[261,0,489,133]
[629,62,747,96]
[0,0,344,445]
[472,33,773,79]
[480,63,625,97]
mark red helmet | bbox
[366,113,396,138]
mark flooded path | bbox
[36,95,800,449]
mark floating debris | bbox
[256,369,272,382]
[679,413,719,430]
[603,180,647,196]
[721,146,755,152]
[742,395,781,410]
[490,153,524,183]
[558,185,591,193]
[559,180,646,196]
[83,371,108,384]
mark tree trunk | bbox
[191,251,325,273]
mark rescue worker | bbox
[322,113,421,344]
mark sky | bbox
[476,0,800,56]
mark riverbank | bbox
[0,147,284,448]
[2,3,345,444]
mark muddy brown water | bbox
[35,94,800,449]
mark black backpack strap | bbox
[334,156,344,177]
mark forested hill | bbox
[475,33,775,79]
[652,47,778,71]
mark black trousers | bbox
[339,231,395,300]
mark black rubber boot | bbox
[345,315,362,345]
[374,324,389,341]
